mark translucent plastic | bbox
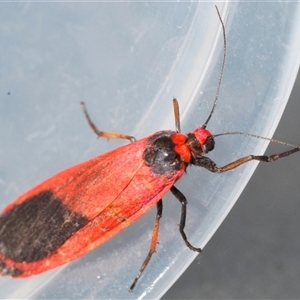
[1,2,300,299]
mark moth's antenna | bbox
[214,131,300,149]
[202,5,226,129]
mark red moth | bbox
[0,7,299,291]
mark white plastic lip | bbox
[1,2,300,299]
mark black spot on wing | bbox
[0,190,88,263]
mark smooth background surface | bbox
[164,70,300,299]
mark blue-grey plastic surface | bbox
[1,2,300,299]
